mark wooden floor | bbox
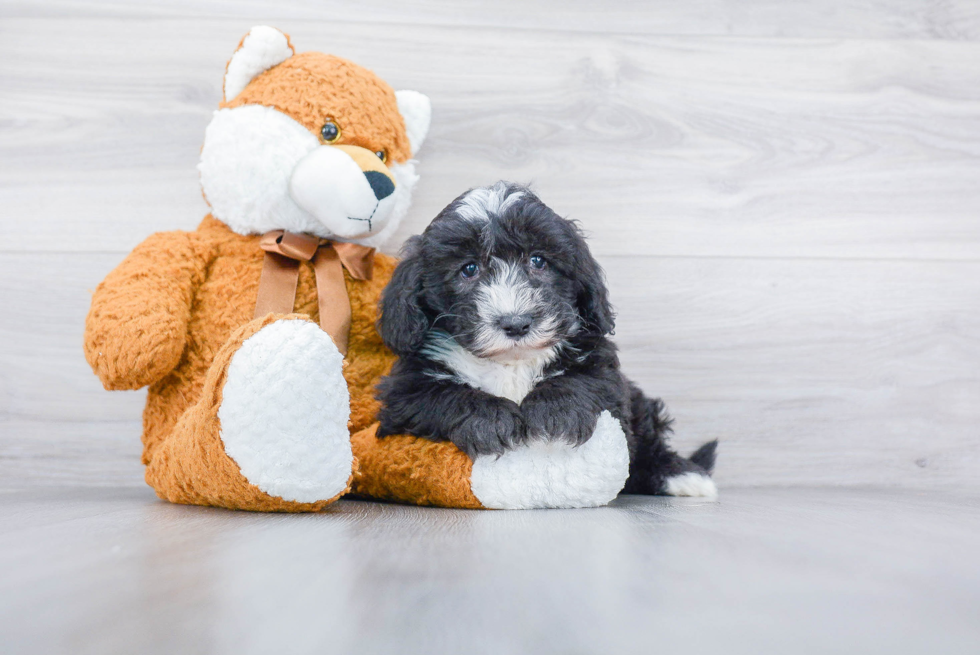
[1,2,979,653]
[1,486,978,654]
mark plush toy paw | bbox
[468,410,630,509]
[218,318,354,504]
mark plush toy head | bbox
[198,26,431,246]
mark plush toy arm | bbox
[84,231,210,390]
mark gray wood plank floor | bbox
[2,5,979,650]
[2,486,978,655]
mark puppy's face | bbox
[425,189,582,361]
[379,182,615,360]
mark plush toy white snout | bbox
[289,144,398,239]
[199,104,422,243]
[197,25,431,245]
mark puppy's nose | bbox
[364,171,395,200]
[497,314,533,339]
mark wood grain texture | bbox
[1,421,144,489]
[2,20,980,259]
[1,487,979,654]
[608,257,980,488]
[3,0,980,40]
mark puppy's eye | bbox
[375,150,387,163]
[529,255,547,270]
[460,262,480,279]
[321,120,341,143]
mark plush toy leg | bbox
[145,314,355,512]
[350,411,631,510]
[350,424,484,509]
[468,410,630,509]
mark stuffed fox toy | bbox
[85,27,636,512]
[84,26,429,511]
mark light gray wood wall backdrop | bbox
[2,1,979,490]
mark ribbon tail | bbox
[254,251,300,319]
[312,246,352,356]
[332,242,376,281]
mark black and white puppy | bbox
[376,181,717,497]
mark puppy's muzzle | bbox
[497,313,533,339]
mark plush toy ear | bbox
[223,26,294,102]
[378,236,431,355]
[396,90,432,157]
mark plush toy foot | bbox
[350,424,483,508]
[352,410,630,510]
[145,314,354,512]
[470,410,630,509]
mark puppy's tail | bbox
[688,439,718,474]
[629,384,718,471]
[626,382,719,495]
[628,388,674,444]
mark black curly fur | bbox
[620,384,715,494]
[376,182,717,494]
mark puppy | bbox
[376,181,717,496]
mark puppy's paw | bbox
[522,397,600,446]
[449,399,527,458]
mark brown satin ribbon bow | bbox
[253,230,375,356]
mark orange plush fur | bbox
[84,28,487,512]
[224,53,413,166]
[85,217,399,510]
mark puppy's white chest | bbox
[422,335,556,403]
[462,359,547,404]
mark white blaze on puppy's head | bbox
[198,26,431,246]
[456,181,525,223]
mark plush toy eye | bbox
[529,255,547,270]
[320,120,341,143]
[375,150,387,163]
[460,262,480,279]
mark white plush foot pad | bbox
[470,410,630,510]
[664,471,718,499]
[218,320,353,503]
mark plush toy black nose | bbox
[364,171,395,200]
[497,314,533,338]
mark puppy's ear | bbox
[378,236,430,355]
[571,229,615,337]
